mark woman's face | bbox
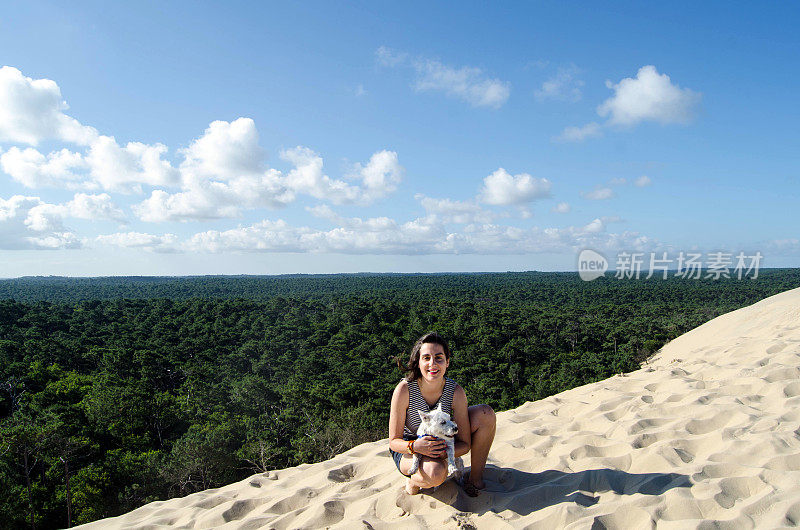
[418,342,449,383]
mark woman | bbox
[389,332,496,496]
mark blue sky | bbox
[0,1,797,276]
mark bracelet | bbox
[407,439,415,455]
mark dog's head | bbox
[417,405,459,437]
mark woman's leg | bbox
[399,455,448,494]
[467,404,496,489]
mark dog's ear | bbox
[418,410,429,422]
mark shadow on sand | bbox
[426,465,692,517]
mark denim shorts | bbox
[390,434,416,477]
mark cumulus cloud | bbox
[86,136,180,192]
[551,202,571,213]
[559,65,700,142]
[1,137,179,193]
[21,193,125,234]
[1,147,89,188]
[0,195,80,249]
[598,65,701,126]
[0,66,98,146]
[179,118,265,184]
[133,171,291,222]
[635,175,652,187]
[281,147,361,204]
[0,68,406,228]
[349,150,403,201]
[376,47,510,108]
[535,65,583,102]
[65,193,126,222]
[479,168,552,206]
[133,139,401,222]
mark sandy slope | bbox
[79,287,800,529]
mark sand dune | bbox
[79,287,800,529]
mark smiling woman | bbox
[388,332,496,497]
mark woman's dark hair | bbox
[401,332,451,381]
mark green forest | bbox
[1,270,798,528]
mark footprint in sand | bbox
[327,463,357,482]
[764,367,800,383]
[221,499,264,523]
[784,381,800,397]
[766,342,786,354]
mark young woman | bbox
[389,332,496,496]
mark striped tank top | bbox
[404,377,457,438]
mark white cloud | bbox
[0,67,406,224]
[535,65,583,102]
[133,170,291,222]
[1,147,89,188]
[281,146,361,204]
[349,150,403,200]
[183,214,657,256]
[479,168,552,206]
[635,175,652,187]
[0,66,98,146]
[583,218,605,233]
[0,195,80,249]
[86,135,180,192]
[0,137,179,193]
[416,194,493,224]
[132,119,294,221]
[179,118,265,184]
[306,203,341,222]
[556,122,602,142]
[597,65,701,126]
[65,193,126,222]
[376,47,510,108]
[551,202,571,213]
[414,59,510,108]
[582,187,614,200]
[185,215,448,255]
[23,192,125,233]
[94,231,178,252]
[610,177,627,186]
[133,141,401,222]
[560,65,700,142]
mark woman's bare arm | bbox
[388,381,411,454]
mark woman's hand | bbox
[413,435,447,459]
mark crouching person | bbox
[389,332,496,497]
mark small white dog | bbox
[407,404,464,479]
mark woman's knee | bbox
[470,404,496,430]
[419,458,448,486]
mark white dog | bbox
[407,404,464,479]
